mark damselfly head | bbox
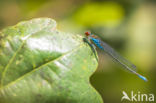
[85,31,91,36]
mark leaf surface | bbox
[0,18,103,103]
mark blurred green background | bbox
[0,0,155,102]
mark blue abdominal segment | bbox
[138,75,148,82]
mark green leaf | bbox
[0,18,103,103]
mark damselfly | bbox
[83,31,147,82]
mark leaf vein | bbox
[0,43,85,90]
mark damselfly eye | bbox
[85,31,91,36]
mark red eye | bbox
[85,31,91,36]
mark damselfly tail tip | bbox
[138,75,148,82]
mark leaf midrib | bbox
[0,43,85,90]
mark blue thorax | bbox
[90,37,104,49]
